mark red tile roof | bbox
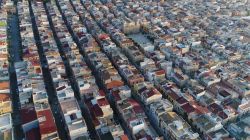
[37,109,57,136]
[97,98,109,107]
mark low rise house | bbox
[159,112,199,140]
[191,114,224,137]
[36,108,59,140]
[0,94,12,115]
[133,82,162,105]
[171,68,189,88]
[87,52,124,90]
[116,98,160,139]
[60,98,88,139]
[110,49,144,85]
[205,127,231,140]
[224,77,250,97]
[227,113,250,140]
[0,2,12,130]
[0,113,13,140]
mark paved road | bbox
[8,13,22,63]
[7,10,24,140]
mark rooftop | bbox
[0,113,12,130]
[37,109,58,137]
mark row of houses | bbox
[76,2,164,139]
[0,1,13,140]
[111,85,161,140]
[30,1,90,139]
[71,0,201,140]
[6,0,249,139]
[86,0,250,138]
[15,1,59,140]
[95,0,250,140]
[49,0,128,139]
[110,0,237,139]
[79,0,247,140]
[56,0,161,139]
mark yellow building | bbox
[0,94,12,115]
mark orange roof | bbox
[120,134,129,140]
[0,82,9,90]
[0,93,10,101]
[106,80,124,90]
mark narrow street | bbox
[28,1,69,139]
[7,7,24,140]
[49,1,100,139]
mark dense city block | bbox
[0,0,250,140]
